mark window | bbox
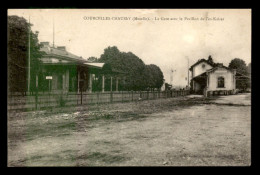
[217,77,224,88]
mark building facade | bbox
[36,42,123,94]
[189,57,236,96]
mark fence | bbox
[8,90,190,111]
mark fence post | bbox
[147,91,149,100]
[48,81,50,108]
[132,90,134,101]
[110,91,113,103]
[97,92,99,105]
[81,90,83,105]
[35,88,38,110]
[77,92,78,105]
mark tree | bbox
[98,46,164,91]
[8,15,43,94]
[87,56,98,62]
[228,58,248,75]
[143,65,154,90]
[152,64,164,89]
[143,64,164,90]
[98,46,144,90]
[99,46,121,64]
[207,55,214,64]
[228,58,250,91]
[247,63,251,75]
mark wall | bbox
[208,68,235,91]
[192,61,213,78]
[42,67,70,93]
[41,57,69,64]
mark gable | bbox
[192,61,213,77]
[189,58,215,71]
[208,66,234,74]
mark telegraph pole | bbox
[27,16,31,93]
[170,69,176,87]
[170,69,173,85]
[53,17,55,47]
[186,56,190,87]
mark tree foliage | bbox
[87,56,98,62]
[207,55,214,64]
[8,15,43,93]
[228,58,251,91]
[247,63,251,75]
[228,58,248,75]
[144,64,164,90]
[98,46,164,91]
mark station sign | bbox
[46,76,52,80]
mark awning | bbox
[192,72,207,82]
[235,72,251,80]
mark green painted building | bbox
[37,42,124,93]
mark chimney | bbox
[40,42,50,47]
[57,46,66,51]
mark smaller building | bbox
[189,56,237,96]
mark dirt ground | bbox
[7,93,251,166]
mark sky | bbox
[8,9,251,87]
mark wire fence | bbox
[7,90,190,111]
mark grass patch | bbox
[24,120,76,141]
[86,113,114,121]
[77,152,128,164]
[57,122,76,129]
[10,96,220,142]
[116,113,148,122]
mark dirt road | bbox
[8,93,251,166]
